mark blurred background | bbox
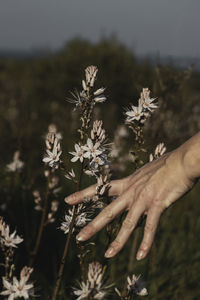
[0,1,200,299]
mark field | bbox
[0,38,200,300]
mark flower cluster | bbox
[60,205,91,234]
[0,218,23,248]
[43,129,62,169]
[127,274,148,296]
[7,151,24,173]
[33,190,42,211]
[73,262,110,299]
[1,266,34,300]
[125,88,157,124]
[68,66,106,119]
[149,142,167,162]
[115,274,148,298]
[46,200,59,224]
[70,120,110,177]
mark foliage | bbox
[0,37,200,299]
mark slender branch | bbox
[29,174,50,267]
[51,165,84,300]
[51,205,78,300]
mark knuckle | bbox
[144,222,155,234]
[72,192,81,202]
[122,218,136,230]
[103,206,114,220]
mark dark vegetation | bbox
[0,37,200,299]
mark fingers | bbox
[76,186,134,242]
[136,207,161,260]
[104,201,146,258]
[65,179,126,205]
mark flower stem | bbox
[51,205,78,300]
[29,174,50,267]
[51,165,84,300]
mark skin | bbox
[65,132,200,260]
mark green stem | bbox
[51,164,84,300]
[29,174,50,267]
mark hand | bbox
[65,148,195,260]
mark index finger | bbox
[65,179,125,205]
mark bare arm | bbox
[65,132,200,260]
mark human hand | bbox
[65,147,195,260]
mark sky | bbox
[0,0,200,57]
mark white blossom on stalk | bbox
[85,65,98,87]
[96,175,110,196]
[1,225,23,248]
[149,142,166,162]
[33,190,42,211]
[65,169,76,180]
[69,144,85,163]
[46,200,59,224]
[125,104,144,123]
[140,88,158,112]
[91,120,106,145]
[60,209,91,234]
[90,156,105,169]
[125,88,158,125]
[127,274,148,296]
[73,262,109,300]
[73,281,91,300]
[48,123,62,141]
[43,137,62,168]
[93,88,106,96]
[82,138,102,160]
[1,266,34,299]
[93,95,107,103]
[7,151,24,173]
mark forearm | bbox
[179,131,200,180]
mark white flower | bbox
[155,142,166,157]
[85,65,98,87]
[82,139,102,159]
[0,278,13,299]
[1,266,34,300]
[149,142,166,162]
[69,144,85,163]
[65,169,76,180]
[96,175,110,196]
[7,151,24,172]
[125,104,144,122]
[48,124,62,141]
[94,291,106,299]
[93,96,106,103]
[1,225,23,248]
[73,262,109,300]
[82,80,87,91]
[91,120,106,143]
[74,281,90,300]
[60,210,91,234]
[90,156,104,169]
[93,87,106,96]
[140,88,157,112]
[43,138,62,168]
[127,274,148,296]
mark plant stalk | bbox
[29,174,50,267]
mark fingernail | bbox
[136,250,144,260]
[105,247,114,258]
[64,197,71,204]
[76,233,86,242]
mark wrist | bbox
[179,132,200,181]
